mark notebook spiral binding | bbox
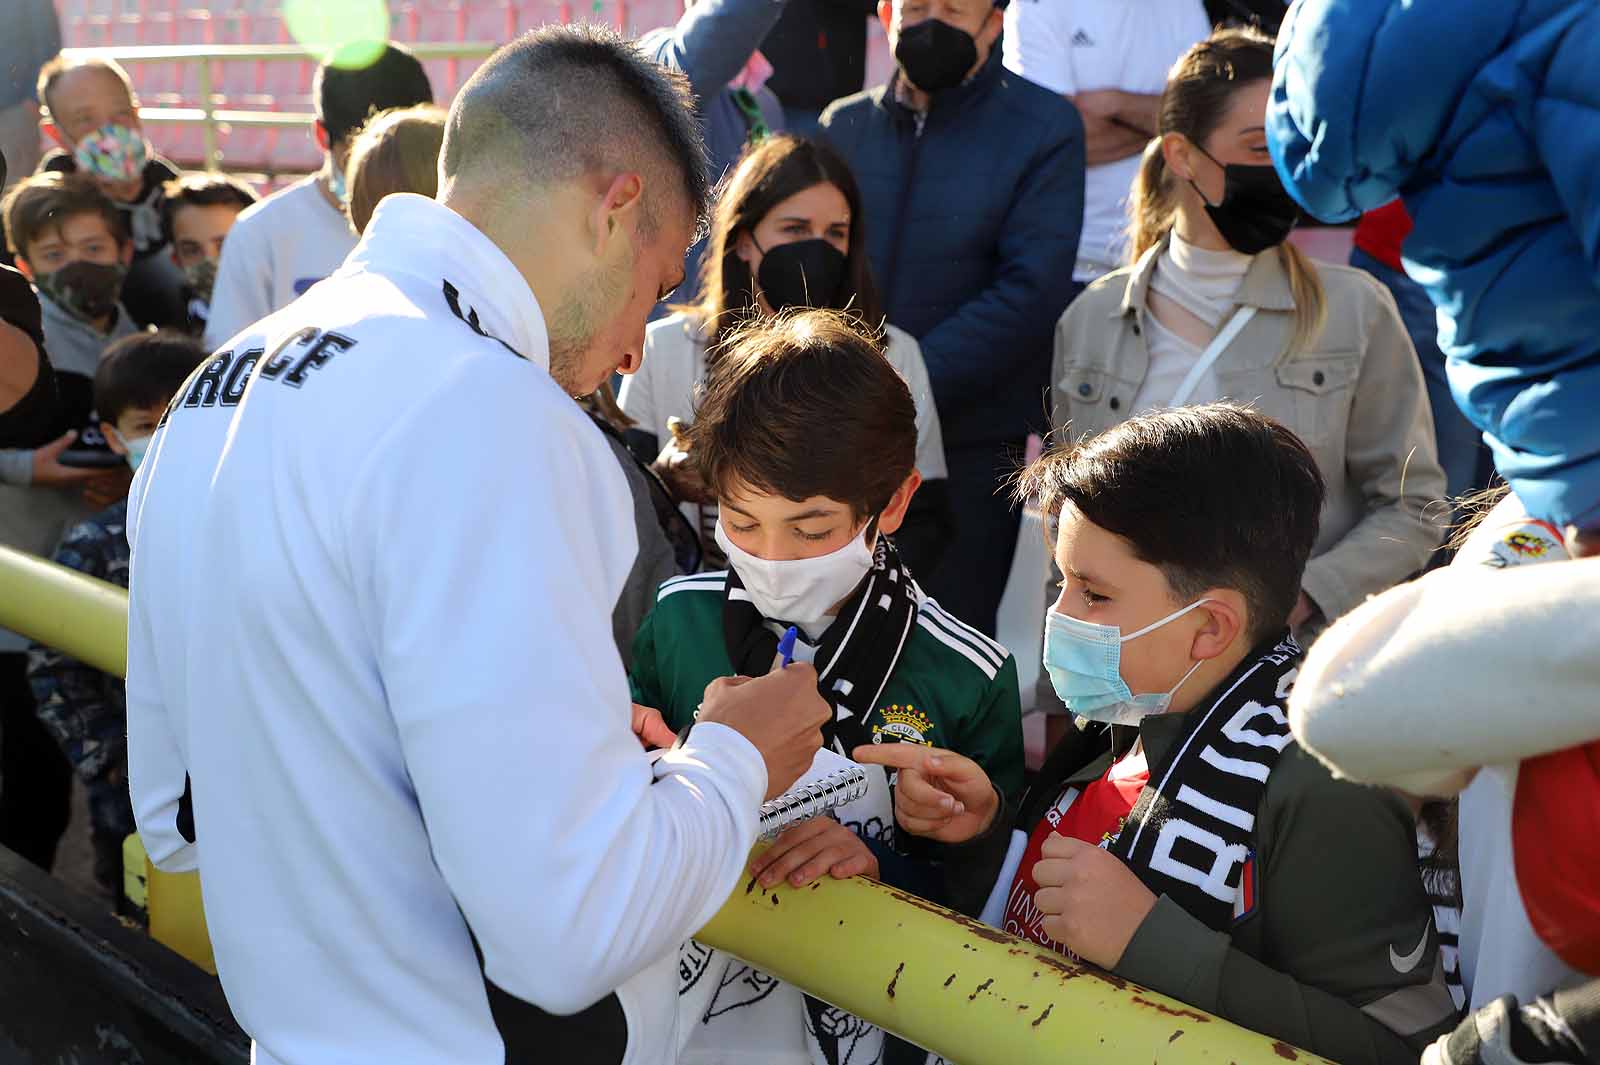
[757,765,871,840]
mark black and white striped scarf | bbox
[1106,633,1301,931]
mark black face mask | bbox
[754,238,848,313]
[894,18,978,94]
[1189,145,1302,255]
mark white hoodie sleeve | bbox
[353,361,766,1016]
[1290,559,1600,796]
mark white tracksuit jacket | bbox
[126,193,767,1065]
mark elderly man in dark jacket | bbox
[821,0,1084,638]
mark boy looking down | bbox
[629,310,1023,1065]
[858,404,1461,1064]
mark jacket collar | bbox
[881,42,1005,126]
[1114,231,1298,320]
[342,194,550,370]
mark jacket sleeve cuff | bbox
[1113,895,1230,1012]
[653,720,768,827]
[0,448,34,485]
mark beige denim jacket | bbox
[1050,236,1447,624]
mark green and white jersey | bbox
[628,571,1026,809]
[632,571,1025,1065]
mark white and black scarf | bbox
[1106,633,1301,931]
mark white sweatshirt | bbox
[125,193,768,1065]
[202,175,358,351]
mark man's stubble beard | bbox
[546,239,634,397]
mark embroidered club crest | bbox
[871,704,933,746]
[1484,520,1568,569]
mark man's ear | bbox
[874,469,923,537]
[590,171,644,257]
[313,120,330,154]
[1190,589,1248,662]
[118,240,135,267]
[41,119,68,152]
[13,256,34,282]
[101,421,127,456]
[878,0,894,39]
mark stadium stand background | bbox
[53,0,895,181]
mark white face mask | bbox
[715,516,876,636]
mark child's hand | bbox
[630,703,676,749]
[851,743,999,844]
[749,817,878,888]
[1033,834,1157,969]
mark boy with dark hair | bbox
[204,43,433,348]
[26,329,207,898]
[159,173,258,337]
[35,54,187,330]
[859,403,1460,1065]
[629,309,1023,1065]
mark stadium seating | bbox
[55,0,687,173]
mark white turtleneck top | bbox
[1132,231,1254,415]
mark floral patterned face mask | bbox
[73,122,150,183]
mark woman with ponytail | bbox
[1047,26,1445,648]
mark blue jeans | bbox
[1349,248,1493,503]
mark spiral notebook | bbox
[758,748,871,840]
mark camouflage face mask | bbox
[183,257,219,304]
[35,260,128,323]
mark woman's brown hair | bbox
[344,104,448,235]
[1128,26,1326,354]
[683,134,885,363]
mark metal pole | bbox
[0,546,1325,1065]
[697,872,1330,1065]
[197,57,217,170]
[0,545,128,678]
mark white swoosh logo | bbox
[1389,918,1432,974]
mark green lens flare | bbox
[285,0,392,69]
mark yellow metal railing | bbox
[0,542,1327,1064]
[59,43,499,169]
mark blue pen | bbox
[776,626,800,668]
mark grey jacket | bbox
[1052,237,1447,623]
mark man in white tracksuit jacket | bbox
[124,27,829,1065]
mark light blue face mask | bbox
[1042,598,1212,726]
[328,165,349,207]
[111,428,152,472]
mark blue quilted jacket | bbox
[822,47,1085,448]
[1267,0,1600,530]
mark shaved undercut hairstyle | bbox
[441,24,710,239]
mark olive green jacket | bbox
[1020,710,1460,1064]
